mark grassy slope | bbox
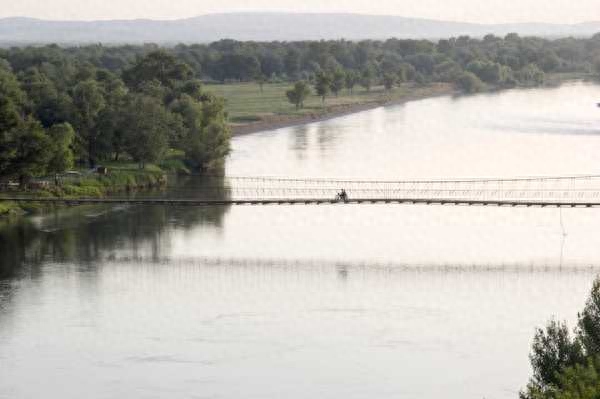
[206,73,594,130]
[206,82,431,124]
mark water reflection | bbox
[0,176,231,282]
[2,82,600,399]
[290,124,310,157]
[0,256,596,399]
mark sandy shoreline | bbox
[230,83,457,136]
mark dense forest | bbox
[3,33,599,87]
[0,50,230,186]
[1,33,600,186]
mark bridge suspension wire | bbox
[208,174,600,205]
[4,174,600,207]
[219,173,600,185]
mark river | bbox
[1,82,600,398]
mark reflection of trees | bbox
[0,220,40,280]
[0,175,231,281]
[167,174,231,228]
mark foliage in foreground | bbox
[522,278,600,399]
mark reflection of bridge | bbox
[5,174,600,207]
[99,256,600,273]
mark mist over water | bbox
[2,82,600,398]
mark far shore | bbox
[229,73,596,136]
[230,83,457,136]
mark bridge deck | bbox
[1,197,600,207]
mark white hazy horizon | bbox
[1,0,599,25]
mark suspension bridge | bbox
[4,174,600,207]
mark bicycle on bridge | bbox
[335,189,349,203]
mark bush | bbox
[456,72,486,93]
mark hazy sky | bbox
[1,0,599,24]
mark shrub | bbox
[456,72,486,93]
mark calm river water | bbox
[2,82,600,399]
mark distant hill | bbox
[1,13,599,44]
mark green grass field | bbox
[205,82,410,124]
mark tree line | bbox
[0,50,230,186]
[1,33,600,185]
[3,33,599,91]
[521,278,600,399]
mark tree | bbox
[185,121,230,171]
[314,71,331,104]
[286,81,311,110]
[330,69,346,97]
[553,357,600,399]
[123,50,193,91]
[521,277,600,399]
[122,95,174,169]
[284,48,302,79]
[47,123,75,182]
[456,72,485,93]
[0,66,26,133]
[255,74,268,94]
[577,279,600,356]
[179,79,205,101]
[517,64,545,85]
[360,65,376,92]
[7,119,53,186]
[527,320,584,391]
[344,70,360,95]
[540,50,562,72]
[434,60,463,82]
[0,67,26,178]
[172,93,230,171]
[72,79,106,167]
[383,73,397,91]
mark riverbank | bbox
[216,73,596,136]
[0,168,167,217]
[230,83,456,136]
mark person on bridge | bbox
[339,189,348,203]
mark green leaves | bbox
[314,71,332,104]
[123,50,193,91]
[7,119,53,184]
[523,278,600,399]
[286,81,311,109]
[456,72,486,93]
[47,123,75,175]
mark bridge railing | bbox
[218,174,600,204]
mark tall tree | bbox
[330,69,346,97]
[314,71,331,105]
[72,79,106,167]
[360,65,376,92]
[383,73,397,91]
[122,95,176,169]
[7,119,53,186]
[171,93,230,171]
[47,123,75,183]
[344,70,360,95]
[255,74,268,94]
[0,66,27,177]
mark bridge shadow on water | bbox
[99,255,600,274]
